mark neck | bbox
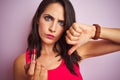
[41,42,55,55]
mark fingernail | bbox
[33,54,36,60]
[31,54,36,61]
[31,49,36,60]
[33,48,36,54]
[68,51,71,56]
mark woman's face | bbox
[38,3,65,45]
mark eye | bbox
[58,21,65,26]
[44,15,53,21]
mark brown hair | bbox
[27,0,81,75]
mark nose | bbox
[49,21,57,33]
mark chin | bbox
[42,39,56,45]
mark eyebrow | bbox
[44,14,65,22]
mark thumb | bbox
[68,45,79,55]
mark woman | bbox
[13,0,120,80]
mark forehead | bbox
[42,3,64,20]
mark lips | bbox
[46,34,55,39]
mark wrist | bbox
[92,24,101,40]
[91,25,96,39]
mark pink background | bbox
[0,0,120,80]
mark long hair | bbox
[27,0,81,75]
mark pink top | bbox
[26,50,31,64]
[26,50,83,80]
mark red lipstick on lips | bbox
[46,34,55,39]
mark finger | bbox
[27,54,36,76]
[69,27,81,37]
[65,36,78,45]
[66,30,79,41]
[39,65,48,80]
[27,61,36,76]
[31,53,36,61]
[34,62,41,80]
[24,62,30,74]
[72,23,82,33]
[68,45,79,55]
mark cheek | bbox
[38,20,48,33]
[39,25,44,32]
[38,17,47,33]
[38,24,46,37]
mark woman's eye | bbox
[58,21,65,26]
[44,16,52,21]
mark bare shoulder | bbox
[14,53,26,65]
[13,53,27,80]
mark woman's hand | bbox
[24,54,47,80]
[66,23,95,55]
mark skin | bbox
[13,3,120,80]
[66,23,120,58]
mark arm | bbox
[78,27,120,59]
[13,53,27,80]
[13,53,47,80]
[100,27,120,43]
[66,23,120,59]
[77,40,120,59]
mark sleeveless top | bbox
[26,50,83,80]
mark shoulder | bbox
[13,53,27,80]
[14,53,26,66]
